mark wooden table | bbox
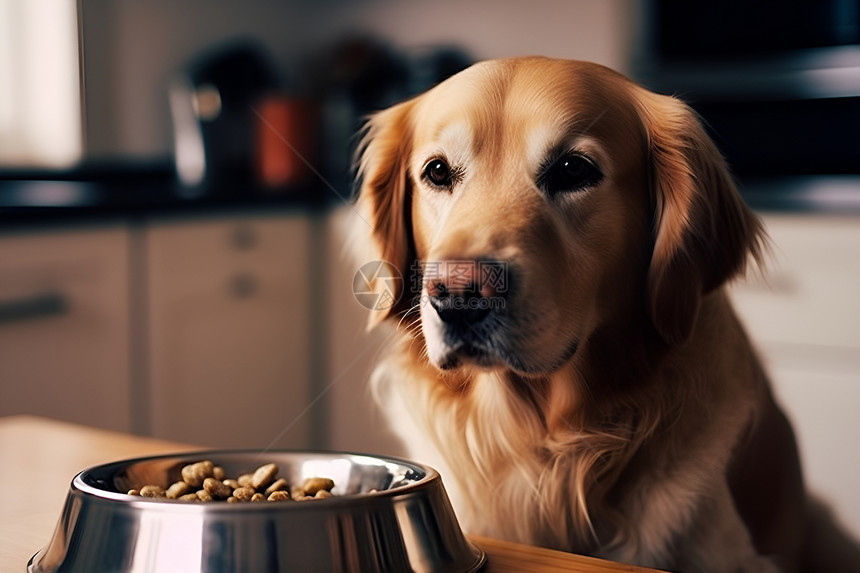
[0,416,660,572]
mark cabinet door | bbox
[146,215,312,449]
[730,213,860,539]
[0,226,131,431]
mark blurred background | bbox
[1,0,858,537]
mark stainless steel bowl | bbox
[28,450,485,573]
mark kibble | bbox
[267,490,290,502]
[166,481,193,499]
[251,463,279,490]
[125,459,337,503]
[181,460,214,488]
[139,485,166,498]
[232,486,256,501]
[264,478,289,497]
[203,477,232,500]
[302,477,335,496]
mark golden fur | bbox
[354,57,860,572]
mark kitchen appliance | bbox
[169,44,278,198]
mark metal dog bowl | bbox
[28,450,485,573]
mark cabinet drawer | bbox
[146,215,313,449]
[0,226,131,431]
[730,214,860,349]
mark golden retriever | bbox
[353,56,860,572]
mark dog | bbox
[353,56,860,572]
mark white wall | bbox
[81,0,313,159]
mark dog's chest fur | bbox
[372,338,752,567]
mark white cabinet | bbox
[730,213,860,539]
[0,225,132,432]
[145,214,313,449]
[731,214,860,349]
[322,206,406,457]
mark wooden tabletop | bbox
[0,415,661,572]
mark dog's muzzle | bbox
[419,259,516,370]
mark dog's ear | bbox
[355,99,418,327]
[633,89,765,346]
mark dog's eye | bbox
[538,152,602,195]
[423,159,455,189]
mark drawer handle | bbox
[0,292,68,324]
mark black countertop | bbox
[740,175,860,214]
[0,161,338,231]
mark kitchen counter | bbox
[0,162,329,231]
[0,415,662,572]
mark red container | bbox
[254,95,317,191]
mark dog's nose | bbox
[425,260,508,327]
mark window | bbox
[0,0,83,168]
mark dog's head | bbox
[356,57,763,376]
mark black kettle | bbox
[169,43,277,198]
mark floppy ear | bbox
[634,89,765,346]
[355,99,418,327]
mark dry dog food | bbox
[126,460,335,503]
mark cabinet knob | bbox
[230,224,259,250]
[229,273,258,299]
